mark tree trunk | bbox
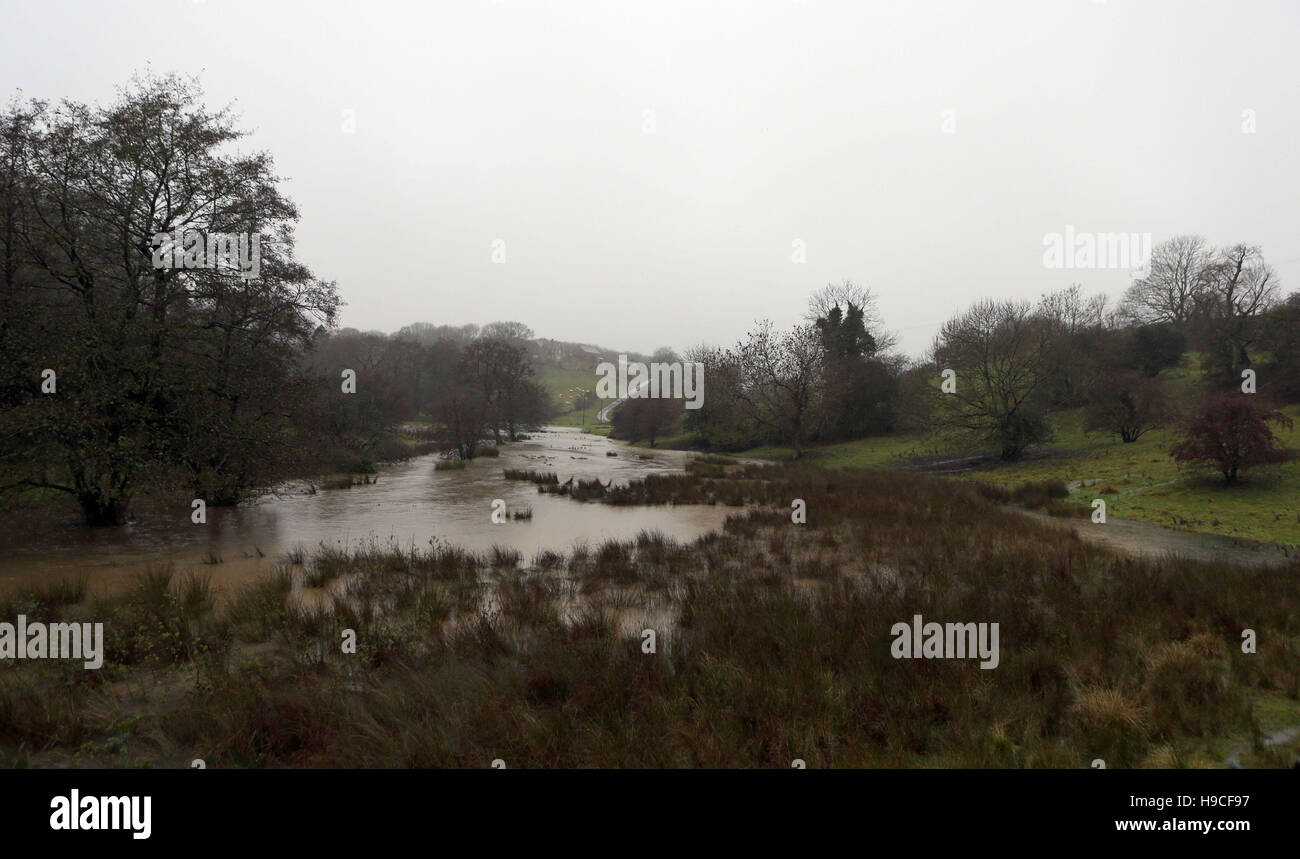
[77,491,127,526]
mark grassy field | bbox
[738,402,1300,546]
[4,463,1297,768]
[949,407,1300,546]
[536,365,616,430]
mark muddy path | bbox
[1009,507,1299,569]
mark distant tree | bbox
[393,322,480,348]
[1119,235,1214,328]
[1085,371,1169,443]
[812,296,904,440]
[1192,244,1280,388]
[649,346,680,364]
[818,355,900,439]
[681,343,755,450]
[310,331,416,440]
[734,322,825,458]
[807,280,897,352]
[892,362,944,434]
[609,394,680,447]
[459,337,542,441]
[682,325,823,455]
[480,321,534,344]
[1036,284,1111,408]
[815,302,876,359]
[1038,283,1109,335]
[432,380,491,460]
[501,376,550,438]
[932,299,1055,460]
[1169,393,1292,483]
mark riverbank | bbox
[3,462,1297,769]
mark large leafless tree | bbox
[932,299,1056,460]
[1195,243,1280,385]
[1119,235,1214,328]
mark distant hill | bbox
[379,323,641,420]
[531,339,645,422]
[531,338,646,371]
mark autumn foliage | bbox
[1169,393,1292,483]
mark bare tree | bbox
[1036,284,1111,408]
[480,320,534,343]
[1119,235,1214,327]
[932,299,1055,460]
[806,280,898,352]
[733,321,825,458]
[609,394,680,447]
[1037,284,1109,335]
[681,342,748,447]
[1195,243,1280,385]
[1085,370,1170,443]
[433,380,491,460]
[459,337,544,441]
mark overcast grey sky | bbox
[2,0,1297,356]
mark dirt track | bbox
[1009,507,1298,569]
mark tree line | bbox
[672,241,1297,479]
[3,75,1295,525]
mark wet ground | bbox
[1009,507,1298,569]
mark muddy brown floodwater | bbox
[0,427,733,598]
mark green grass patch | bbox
[739,404,1300,545]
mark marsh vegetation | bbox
[3,462,1297,768]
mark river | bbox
[0,427,731,597]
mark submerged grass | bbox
[503,469,559,485]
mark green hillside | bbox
[536,365,615,429]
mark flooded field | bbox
[0,427,731,597]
